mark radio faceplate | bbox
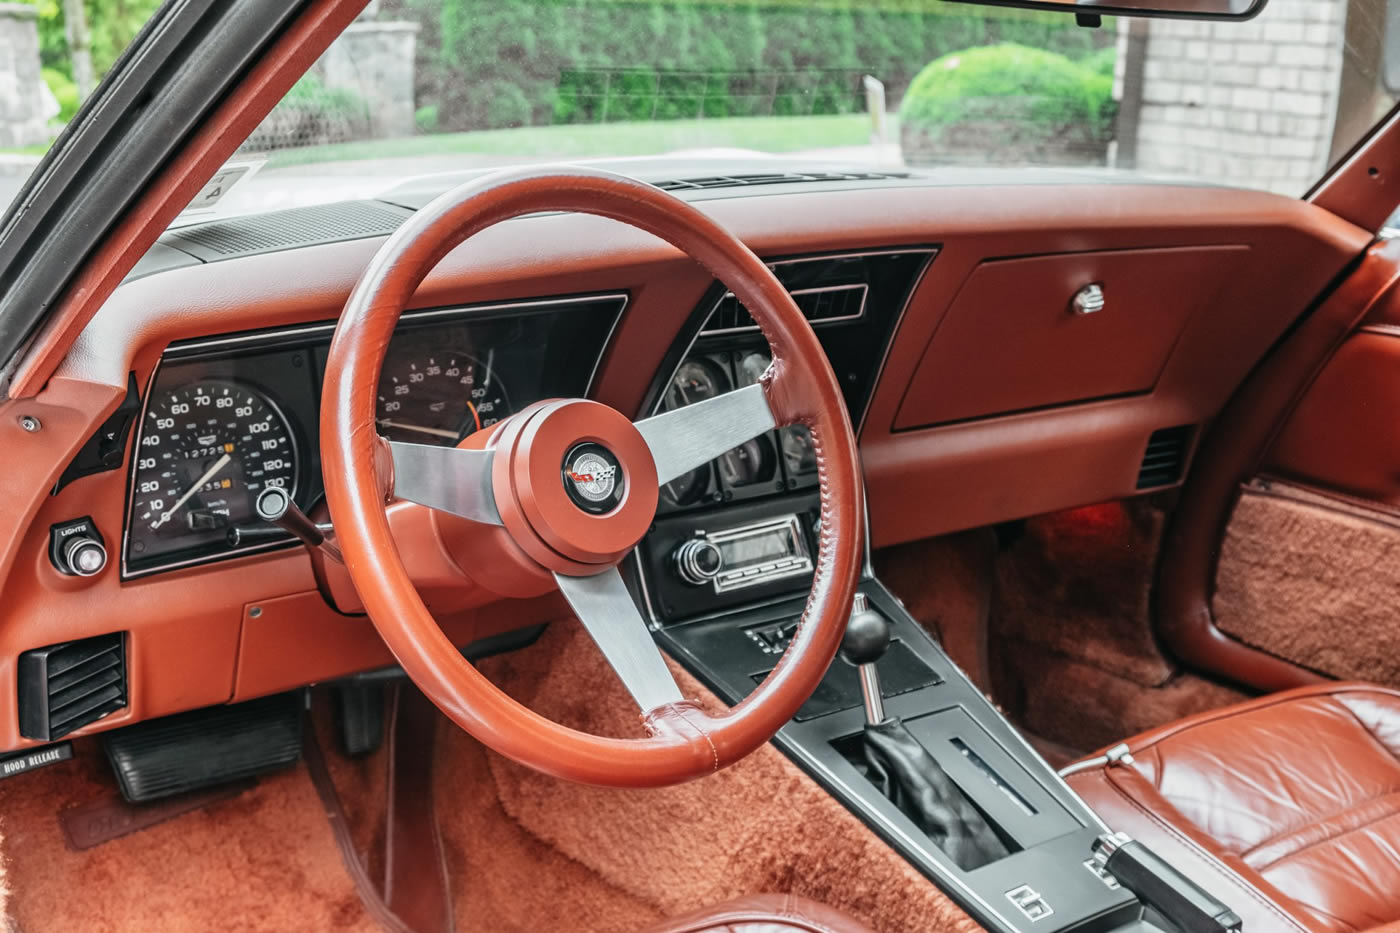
[708,514,813,593]
[636,494,820,625]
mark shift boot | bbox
[862,717,1010,870]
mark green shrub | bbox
[900,44,1113,131]
[415,104,439,133]
[42,66,78,122]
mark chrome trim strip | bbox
[855,250,937,437]
[164,292,629,357]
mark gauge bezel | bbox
[120,293,628,579]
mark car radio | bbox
[635,494,820,623]
[673,514,813,593]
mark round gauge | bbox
[717,435,778,488]
[663,357,730,411]
[128,380,299,557]
[659,358,732,507]
[376,352,510,446]
[737,350,771,388]
[781,425,818,476]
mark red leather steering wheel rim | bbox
[321,166,864,787]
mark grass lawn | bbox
[266,113,878,168]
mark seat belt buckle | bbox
[1092,833,1243,933]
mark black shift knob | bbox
[841,594,890,666]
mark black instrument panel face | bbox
[122,294,626,577]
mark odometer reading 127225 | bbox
[127,380,298,566]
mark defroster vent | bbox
[1136,426,1194,490]
[19,633,127,740]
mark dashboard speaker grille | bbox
[18,633,127,741]
[1136,426,1194,490]
[164,200,412,261]
[653,171,908,191]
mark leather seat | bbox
[639,894,875,933]
[1064,683,1400,933]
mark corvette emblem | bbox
[561,444,625,514]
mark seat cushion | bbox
[639,894,876,933]
[1064,683,1400,933]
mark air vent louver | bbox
[653,170,908,192]
[19,633,127,740]
[703,282,867,334]
[164,200,411,261]
[1136,426,1194,490]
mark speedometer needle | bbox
[376,419,460,440]
[153,452,231,529]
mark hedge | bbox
[899,43,1116,165]
[380,0,1113,132]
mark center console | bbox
[627,249,1218,933]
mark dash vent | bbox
[19,633,127,741]
[163,200,411,261]
[703,282,867,334]
[1136,426,1194,490]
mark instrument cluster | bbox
[123,294,626,577]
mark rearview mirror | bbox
[953,0,1265,21]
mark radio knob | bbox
[674,538,722,586]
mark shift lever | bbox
[841,593,891,725]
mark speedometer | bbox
[376,351,510,445]
[126,380,298,568]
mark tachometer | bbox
[127,380,299,566]
[376,351,510,445]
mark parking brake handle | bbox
[1092,832,1243,933]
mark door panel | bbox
[1263,330,1400,506]
[1214,326,1400,685]
[1214,479,1400,685]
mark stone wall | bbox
[0,4,48,148]
[1120,0,1348,194]
[318,20,419,140]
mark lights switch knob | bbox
[49,517,107,578]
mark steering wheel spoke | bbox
[635,383,777,485]
[553,565,685,713]
[388,440,501,525]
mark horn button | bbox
[490,399,658,571]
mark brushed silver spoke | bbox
[388,441,501,525]
[554,565,684,713]
[635,384,777,485]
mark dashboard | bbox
[0,168,1371,752]
[123,295,625,576]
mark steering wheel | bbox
[321,167,863,787]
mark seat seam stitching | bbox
[1251,797,1400,871]
[1102,770,1310,932]
[1242,789,1400,866]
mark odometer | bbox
[126,380,299,571]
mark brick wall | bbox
[1121,0,1347,194]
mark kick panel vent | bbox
[703,282,868,334]
[1136,426,1194,490]
[163,200,412,261]
[19,633,127,740]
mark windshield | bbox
[6,0,1398,223]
